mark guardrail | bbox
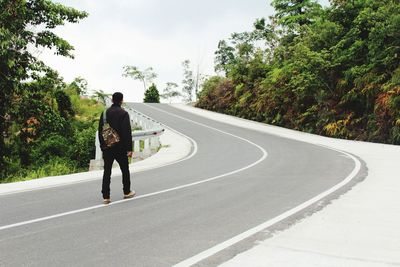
[89,103,165,171]
[127,107,165,158]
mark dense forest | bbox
[0,1,103,182]
[197,0,400,144]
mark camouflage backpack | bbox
[101,110,120,148]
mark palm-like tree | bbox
[92,90,111,105]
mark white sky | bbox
[40,0,329,102]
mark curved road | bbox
[0,103,362,266]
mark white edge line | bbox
[173,146,361,267]
[0,104,267,231]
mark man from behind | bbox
[98,92,135,204]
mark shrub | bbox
[54,90,74,119]
[70,126,97,168]
[30,135,71,165]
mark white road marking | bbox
[173,146,361,267]
[0,105,267,231]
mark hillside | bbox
[196,0,400,144]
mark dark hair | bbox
[112,92,123,104]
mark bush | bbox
[30,135,71,165]
[0,156,24,182]
[70,126,97,168]
[55,90,74,119]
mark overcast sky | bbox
[41,0,328,102]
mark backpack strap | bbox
[103,110,107,124]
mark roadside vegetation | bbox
[1,76,104,183]
[196,0,400,144]
[0,1,103,183]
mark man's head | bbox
[112,92,123,105]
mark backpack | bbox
[101,110,120,148]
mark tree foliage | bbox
[272,0,321,28]
[55,90,74,119]
[182,60,195,102]
[0,0,89,180]
[123,65,157,92]
[69,77,88,95]
[161,82,181,103]
[197,0,400,144]
[143,83,160,103]
[92,90,110,105]
[2,69,103,182]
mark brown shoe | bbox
[123,191,136,199]
[103,198,111,205]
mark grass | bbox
[1,158,80,184]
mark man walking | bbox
[98,92,135,204]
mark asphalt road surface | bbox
[0,103,363,266]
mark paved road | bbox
[0,104,361,266]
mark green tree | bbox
[0,0,87,177]
[69,77,88,95]
[122,65,157,92]
[182,60,194,102]
[92,90,110,105]
[272,0,321,28]
[215,40,236,75]
[143,83,160,103]
[161,82,181,103]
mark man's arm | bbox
[98,112,105,150]
[121,112,133,154]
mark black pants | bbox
[102,148,131,199]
